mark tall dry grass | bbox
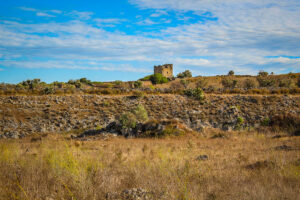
[0,132,299,200]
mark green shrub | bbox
[257,76,275,87]
[261,117,270,126]
[43,87,54,95]
[133,105,148,122]
[119,105,149,129]
[139,75,152,81]
[258,70,269,77]
[244,79,256,89]
[184,88,205,101]
[119,112,137,129]
[132,90,144,98]
[228,70,234,76]
[221,79,238,89]
[134,80,142,88]
[114,80,122,86]
[237,116,244,124]
[196,78,208,88]
[278,78,292,88]
[79,78,92,85]
[150,73,169,84]
[177,70,192,78]
[180,79,190,88]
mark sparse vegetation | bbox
[228,70,235,76]
[177,70,192,78]
[119,105,149,129]
[184,88,205,101]
[0,133,299,200]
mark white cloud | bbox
[18,6,58,18]
[36,12,55,18]
[0,60,151,73]
[68,11,93,20]
[150,10,168,17]
[3,2,300,75]
[18,7,37,12]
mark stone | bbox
[196,155,208,161]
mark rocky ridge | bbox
[0,94,299,138]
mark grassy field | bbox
[0,132,299,200]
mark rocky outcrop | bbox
[0,94,299,138]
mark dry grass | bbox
[0,132,299,200]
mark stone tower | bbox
[154,64,173,78]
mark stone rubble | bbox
[0,95,299,138]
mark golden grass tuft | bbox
[0,133,299,199]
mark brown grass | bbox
[0,132,299,200]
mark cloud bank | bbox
[0,0,299,78]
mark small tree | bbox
[184,88,205,101]
[150,73,168,84]
[228,70,234,76]
[133,105,149,122]
[258,70,269,77]
[119,112,137,129]
[244,79,256,89]
[134,80,142,88]
[119,105,149,129]
[177,70,192,78]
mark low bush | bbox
[150,73,169,84]
[244,79,257,89]
[184,88,205,101]
[134,80,142,88]
[177,70,192,78]
[221,79,238,89]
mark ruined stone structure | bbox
[154,64,173,78]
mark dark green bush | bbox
[119,105,148,129]
[258,70,269,77]
[150,73,169,84]
[184,88,205,101]
[134,80,142,88]
[244,79,256,89]
[221,79,238,89]
[228,70,234,76]
[177,70,192,78]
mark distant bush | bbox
[114,80,122,86]
[244,79,257,89]
[20,79,41,90]
[134,80,142,88]
[180,79,190,88]
[258,70,269,77]
[196,78,208,88]
[150,73,169,84]
[184,88,205,101]
[278,78,292,88]
[79,78,92,85]
[43,87,54,95]
[257,76,275,87]
[177,70,192,78]
[133,104,149,122]
[119,112,137,129]
[261,117,270,126]
[228,70,234,76]
[119,105,148,129]
[139,75,152,81]
[297,76,300,87]
[132,90,144,98]
[221,79,238,89]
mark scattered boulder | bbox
[196,155,209,161]
[245,160,275,170]
[274,145,293,151]
[106,188,154,200]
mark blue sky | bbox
[0,0,299,83]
